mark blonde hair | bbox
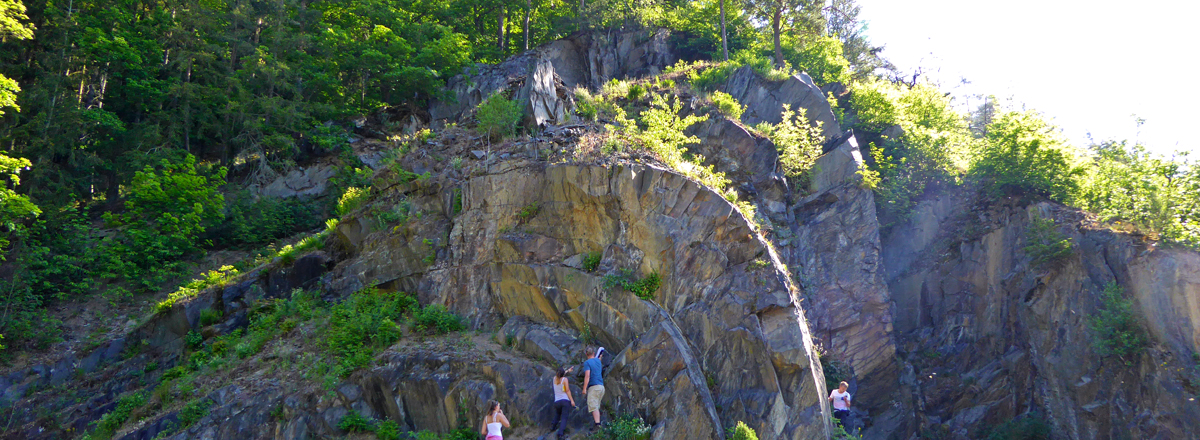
[838,381,849,388]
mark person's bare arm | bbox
[583,370,591,394]
[499,413,511,428]
[480,420,487,436]
[567,378,577,407]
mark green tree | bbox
[1078,141,1199,247]
[745,0,823,67]
[969,110,1083,203]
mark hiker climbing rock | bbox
[581,346,606,431]
[550,366,577,438]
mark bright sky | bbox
[855,0,1200,158]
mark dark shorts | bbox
[833,409,850,424]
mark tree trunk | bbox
[720,0,728,61]
[523,0,530,51]
[497,7,507,52]
[772,6,783,67]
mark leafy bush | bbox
[627,83,647,101]
[575,88,607,121]
[969,111,1083,203]
[734,50,792,81]
[983,414,1050,440]
[337,187,370,216]
[477,93,523,140]
[687,62,737,91]
[518,202,540,222]
[412,304,467,335]
[1024,216,1074,267]
[610,93,730,193]
[88,391,147,439]
[338,410,374,432]
[784,36,851,86]
[1078,141,1200,248]
[583,251,603,272]
[1089,282,1147,366]
[757,105,824,183]
[156,265,239,313]
[376,419,402,440]
[602,79,631,99]
[326,288,416,375]
[604,269,662,301]
[179,398,214,428]
[594,414,651,440]
[100,154,227,292]
[710,91,745,120]
[727,422,759,440]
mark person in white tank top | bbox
[480,400,510,440]
[550,366,577,438]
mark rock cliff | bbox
[882,194,1200,439]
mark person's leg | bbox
[555,400,570,437]
[551,400,562,431]
[587,385,605,427]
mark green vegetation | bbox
[518,202,541,222]
[412,304,468,335]
[831,419,859,439]
[477,93,523,141]
[583,251,603,272]
[727,422,759,440]
[686,62,738,91]
[969,111,1083,203]
[338,410,374,433]
[604,269,662,301]
[1089,282,1147,366]
[710,91,745,120]
[1079,141,1200,247]
[157,266,240,313]
[591,414,652,440]
[757,105,825,183]
[178,398,214,428]
[820,352,852,393]
[337,187,371,217]
[326,288,417,377]
[83,391,147,440]
[1023,216,1074,267]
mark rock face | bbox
[430,29,676,125]
[332,163,832,439]
[255,164,339,198]
[882,197,1200,439]
[783,136,903,433]
[723,66,841,141]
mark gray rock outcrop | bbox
[724,66,841,141]
[430,29,677,126]
[882,197,1200,439]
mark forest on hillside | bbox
[0,0,1196,359]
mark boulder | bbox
[257,164,338,198]
[724,66,841,141]
[516,58,573,129]
[430,29,677,124]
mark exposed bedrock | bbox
[883,196,1200,439]
[330,163,833,439]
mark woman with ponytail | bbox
[550,366,576,438]
[480,400,509,440]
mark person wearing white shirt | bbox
[828,381,852,427]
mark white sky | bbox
[855,0,1200,158]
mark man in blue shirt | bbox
[581,346,605,430]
